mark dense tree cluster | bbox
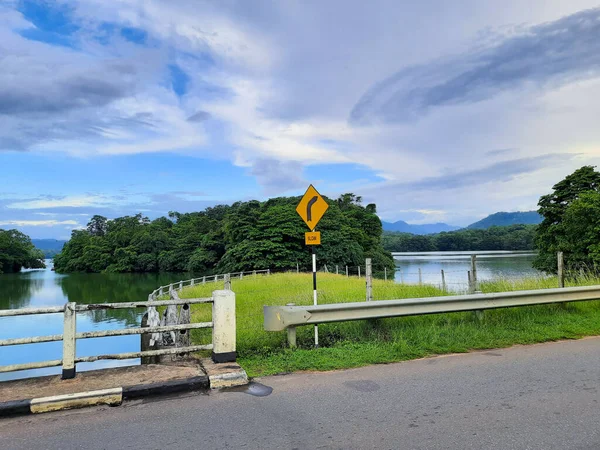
[54,194,395,275]
[534,166,600,274]
[0,229,45,273]
[382,225,536,252]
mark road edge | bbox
[0,375,210,418]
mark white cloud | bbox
[0,220,80,227]
[7,195,111,209]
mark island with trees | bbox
[54,193,395,275]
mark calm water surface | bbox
[0,261,194,381]
[393,251,541,289]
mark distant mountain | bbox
[32,239,67,258]
[467,211,542,229]
[381,220,461,235]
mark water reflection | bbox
[0,263,195,381]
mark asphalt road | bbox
[1,338,600,450]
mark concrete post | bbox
[224,273,231,290]
[239,272,243,280]
[558,252,565,288]
[297,262,299,273]
[346,266,349,277]
[267,268,271,276]
[336,265,339,275]
[191,278,195,286]
[366,258,373,302]
[471,255,480,293]
[384,267,387,281]
[441,269,446,292]
[202,276,206,284]
[418,268,422,285]
[62,302,77,379]
[358,266,361,278]
[212,290,236,363]
[179,281,183,290]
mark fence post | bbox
[297,262,299,273]
[202,276,206,284]
[286,303,297,348]
[400,270,404,283]
[418,268,422,285]
[358,266,361,278]
[441,269,446,292]
[179,280,183,290]
[191,278,195,286]
[253,270,257,277]
[62,302,77,379]
[468,270,473,293]
[267,268,270,276]
[471,255,480,293]
[366,258,373,302]
[346,266,349,277]
[240,272,243,280]
[224,273,231,290]
[558,251,565,288]
[336,265,339,275]
[212,290,236,363]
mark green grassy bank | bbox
[177,273,600,377]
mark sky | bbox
[1,0,600,239]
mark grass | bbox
[176,272,600,378]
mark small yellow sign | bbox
[296,184,329,230]
[305,231,321,245]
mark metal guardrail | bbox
[148,269,270,300]
[0,289,238,378]
[263,285,600,333]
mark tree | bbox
[558,191,600,272]
[534,166,600,273]
[0,229,45,273]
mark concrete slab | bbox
[0,363,204,403]
[201,358,248,388]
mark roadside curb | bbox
[0,375,210,418]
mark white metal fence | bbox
[0,289,237,379]
[148,269,270,300]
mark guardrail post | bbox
[366,258,373,302]
[212,290,236,363]
[286,303,297,348]
[418,268,422,285]
[441,269,446,292]
[62,302,77,379]
[179,281,183,290]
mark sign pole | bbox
[312,243,318,348]
[296,184,328,350]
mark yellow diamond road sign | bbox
[296,184,329,230]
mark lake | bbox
[392,251,541,290]
[1,252,540,381]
